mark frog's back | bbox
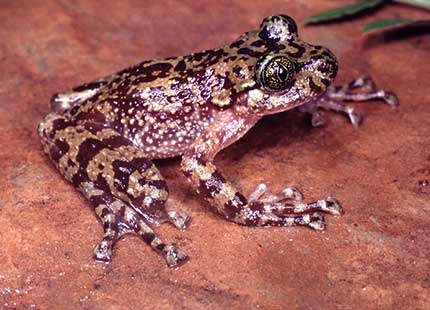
[68,49,233,158]
[64,29,269,158]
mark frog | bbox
[38,15,398,268]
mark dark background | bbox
[0,1,429,308]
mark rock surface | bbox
[1,1,429,309]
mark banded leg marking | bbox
[38,113,189,267]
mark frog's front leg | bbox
[38,114,189,267]
[299,75,399,127]
[182,155,342,229]
[180,111,343,230]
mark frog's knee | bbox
[38,113,69,139]
[109,159,169,214]
[38,113,72,161]
[51,87,100,114]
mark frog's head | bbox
[231,15,338,115]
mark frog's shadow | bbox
[155,109,313,167]
[222,109,314,160]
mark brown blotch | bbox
[112,160,134,192]
[237,48,263,58]
[174,59,186,72]
[50,139,69,162]
[76,138,106,169]
[223,193,247,219]
[141,232,155,244]
[229,39,245,49]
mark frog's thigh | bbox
[39,114,188,267]
[40,116,172,217]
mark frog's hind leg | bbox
[38,114,189,267]
[299,75,399,127]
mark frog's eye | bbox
[259,15,298,41]
[255,53,296,92]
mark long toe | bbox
[281,186,304,201]
[384,91,400,107]
[321,197,343,216]
[307,212,326,231]
[94,240,113,262]
[165,244,188,269]
[346,107,363,127]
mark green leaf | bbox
[363,18,430,33]
[305,0,386,24]
[393,0,430,10]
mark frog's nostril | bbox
[325,49,338,78]
[302,49,338,82]
[325,48,337,64]
[313,47,338,79]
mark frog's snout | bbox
[323,47,338,80]
[305,45,338,83]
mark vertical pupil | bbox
[277,63,288,81]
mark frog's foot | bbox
[273,197,343,216]
[272,211,327,231]
[136,214,188,269]
[40,117,189,267]
[242,196,342,230]
[300,75,399,127]
[93,201,188,268]
[326,75,399,107]
[247,183,342,216]
[242,184,342,229]
[243,182,344,229]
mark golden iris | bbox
[256,53,296,91]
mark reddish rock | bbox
[0,1,429,308]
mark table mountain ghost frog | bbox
[38,15,398,268]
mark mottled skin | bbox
[38,15,398,268]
